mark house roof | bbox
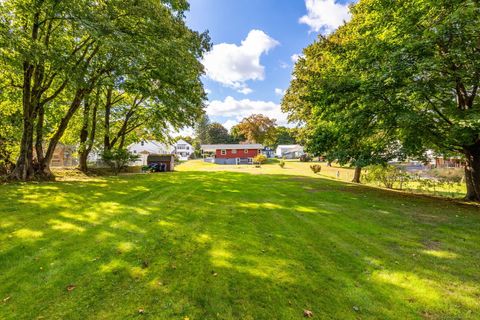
[175,139,192,147]
[201,144,263,152]
[277,144,303,149]
[128,140,174,154]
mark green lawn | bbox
[1,161,479,319]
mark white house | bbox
[128,140,174,166]
[275,145,305,159]
[173,139,194,161]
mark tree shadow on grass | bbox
[0,171,479,319]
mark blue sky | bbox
[182,0,355,133]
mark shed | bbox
[146,154,175,172]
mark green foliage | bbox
[194,114,210,145]
[364,165,407,189]
[101,149,139,175]
[273,126,297,148]
[253,154,267,164]
[1,0,210,179]
[206,123,231,144]
[283,0,480,200]
[310,164,322,174]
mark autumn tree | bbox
[235,114,277,145]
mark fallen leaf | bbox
[138,308,145,314]
[353,306,360,312]
[3,296,11,303]
[66,285,76,292]
[303,309,313,317]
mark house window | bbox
[244,149,248,154]
[141,141,144,146]
[221,149,226,155]
[232,149,237,154]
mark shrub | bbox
[364,164,406,189]
[101,149,139,175]
[428,168,463,183]
[279,160,285,168]
[253,154,267,164]
[310,164,322,174]
[299,154,312,162]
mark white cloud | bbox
[201,30,279,94]
[238,87,253,95]
[291,53,303,63]
[207,96,288,125]
[222,120,238,131]
[299,0,351,34]
[275,88,286,96]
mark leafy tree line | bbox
[0,0,210,180]
[193,114,298,149]
[283,0,480,201]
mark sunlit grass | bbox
[0,161,479,319]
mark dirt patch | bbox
[423,239,441,250]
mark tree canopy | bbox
[283,0,480,199]
[0,0,210,179]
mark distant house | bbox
[275,145,304,159]
[49,143,77,167]
[128,140,174,166]
[173,139,194,161]
[201,144,263,165]
[261,147,275,158]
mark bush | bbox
[299,154,312,162]
[428,168,463,183]
[101,149,139,175]
[310,164,322,174]
[279,160,285,168]
[253,154,267,164]
[364,164,406,189]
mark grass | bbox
[1,160,479,319]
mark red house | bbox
[201,144,264,165]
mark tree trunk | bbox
[104,87,112,151]
[352,166,362,183]
[38,89,87,179]
[34,103,45,165]
[14,60,36,180]
[14,114,35,180]
[464,146,480,202]
[13,12,41,180]
[79,96,90,172]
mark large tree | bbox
[1,0,209,179]
[284,0,480,198]
[235,114,277,145]
[206,123,231,144]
